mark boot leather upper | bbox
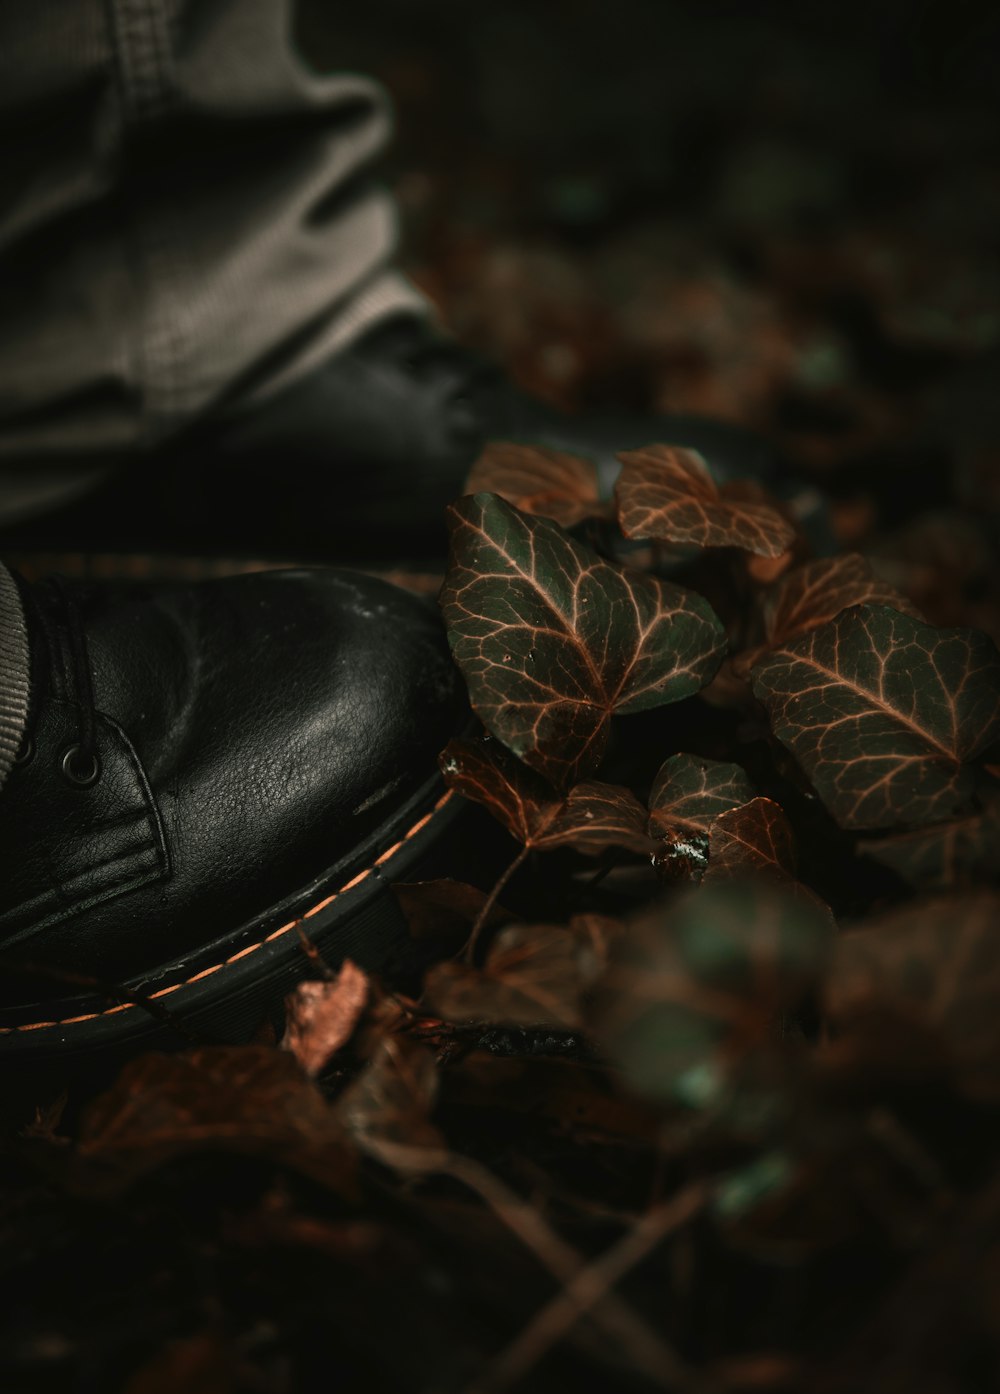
[0,569,465,994]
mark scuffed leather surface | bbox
[0,569,465,996]
[0,703,168,941]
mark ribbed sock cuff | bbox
[0,565,30,795]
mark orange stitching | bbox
[62,1004,129,1025]
[0,789,453,1036]
[181,962,225,986]
[404,811,434,839]
[262,917,301,946]
[302,892,338,921]
[339,868,373,895]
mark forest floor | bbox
[3,5,1000,1393]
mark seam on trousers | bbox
[107,0,187,431]
[0,565,31,797]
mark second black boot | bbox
[0,316,793,562]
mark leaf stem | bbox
[464,843,531,965]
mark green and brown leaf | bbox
[648,752,756,837]
[441,493,727,786]
[704,797,797,882]
[615,444,796,557]
[424,915,621,1028]
[464,441,607,528]
[439,734,655,855]
[751,604,1000,830]
[859,779,1000,891]
[735,553,923,673]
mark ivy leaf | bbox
[440,735,654,856]
[464,441,608,528]
[825,893,1000,1101]
[751,604,1000,831]
[702,800,830,920]
[735,553,922,673]
[424,915,621,1029]
[599,882,834,1109]
[705,798,797,881]
[615,445,796,558]
[762,555,923,648]
[648,753,755,837]
[441,494,727,786]
[859,781,1000,891]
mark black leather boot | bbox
[0,316,808,562]
[0,566,471,1063]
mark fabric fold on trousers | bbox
[0,0,426,521]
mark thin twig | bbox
[581,850,622,894]
[866,1107,950,1198]
[362,1138,682,1388]
[464,843,530,964]
[295,925,338,981]
[475,1182,710,1394]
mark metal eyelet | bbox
[60,743,101,788]
[12,734,35,768]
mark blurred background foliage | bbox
[295,0,1000,510]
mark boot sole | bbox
[0,771,499,1070]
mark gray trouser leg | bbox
[0,566,30,796]
[0,0,426,521]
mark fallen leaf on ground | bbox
[338,1035,442,1152]
[424,915,621,1029]
[78,1046,355,1193]
[281,960,370,1077]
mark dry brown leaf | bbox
[441,735,655,856]
[338,1034,442,1152]
[705,798,797,882]
[615,445,796,557]
[424,915,621,1029]
[464,441,607,527]
[79,1046,355,1193]
[281,960,370,1077]
[736,553,923,673]
[825,893,1000,1101]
